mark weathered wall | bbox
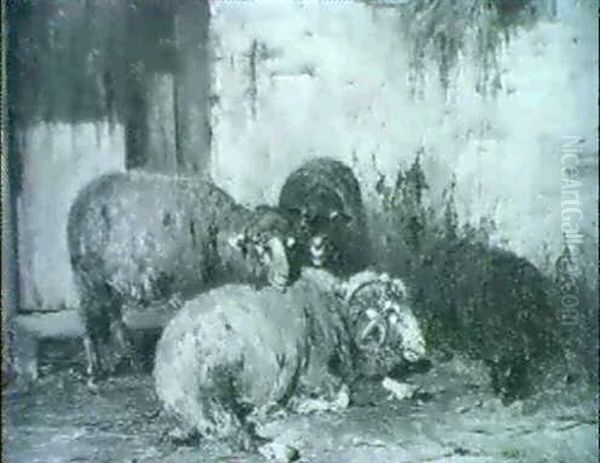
[16,122,125,311]
[6,0,597,314]
[209,0,597,271]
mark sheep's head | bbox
[228,206,297,290]
[285,205,353,274]
[343,271,426,378]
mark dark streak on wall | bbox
[172,0,211,175]
[247,39,260,120]
[2,0,19,378]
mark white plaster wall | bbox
[17,121,125,311]
[209,0,597,269]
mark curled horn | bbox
[345,272,406,349]
[359,317,388,347]
[345,276,390,305]
[345,273,406,305]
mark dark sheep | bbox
[409,240,566,402]
[278,157,370,277]
[67,171,296,381]
[153,268,426,446]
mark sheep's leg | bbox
[163,417,267,451]
[83,334,103,386]
[164,423,200,446]
[91,316,136,375]
[109,318,141,373]
[293,371,350,413]
[79,282,125,381]
[10,324,39,391]
[292,384,350,414]
[93,286,138,375]
[237,423,272,453]
[79,292,107,384]
[83,335,95,377]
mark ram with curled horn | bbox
[153,268,427,447]
[341,270,427,377]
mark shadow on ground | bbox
[3,342,597,463]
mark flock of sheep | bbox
[66,157,427,447]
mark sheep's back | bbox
[68,171,246,301]
[154,285,308,429]
[279,158,366,228]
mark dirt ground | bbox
[3,341,597,463]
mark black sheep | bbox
[278,157,370,277]
[411,240,565,402]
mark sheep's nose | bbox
[310,236,327,267]
[358,318,387,349]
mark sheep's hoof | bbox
[231,422,272,453]
[109,355,141,376]
[86,377,100,393]
[165,425,200,446]
[258,441,301,462]
[85,361,105,389]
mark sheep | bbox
[407,239,567,402]
[67,171,297,381]
[340,270,426,378]
[153,267,426,447]
[278,158,370,277]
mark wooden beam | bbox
[173,0,211,176]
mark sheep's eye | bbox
[253,238,271,258]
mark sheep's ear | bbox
[284,207,303,223]
[389,276,407,298]
[254,204,273,214]
[330,210,352,224]
[335,281,348,299]
[227,233,246,251]
[378,273,391,283]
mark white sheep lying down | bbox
[153,268,426,442]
